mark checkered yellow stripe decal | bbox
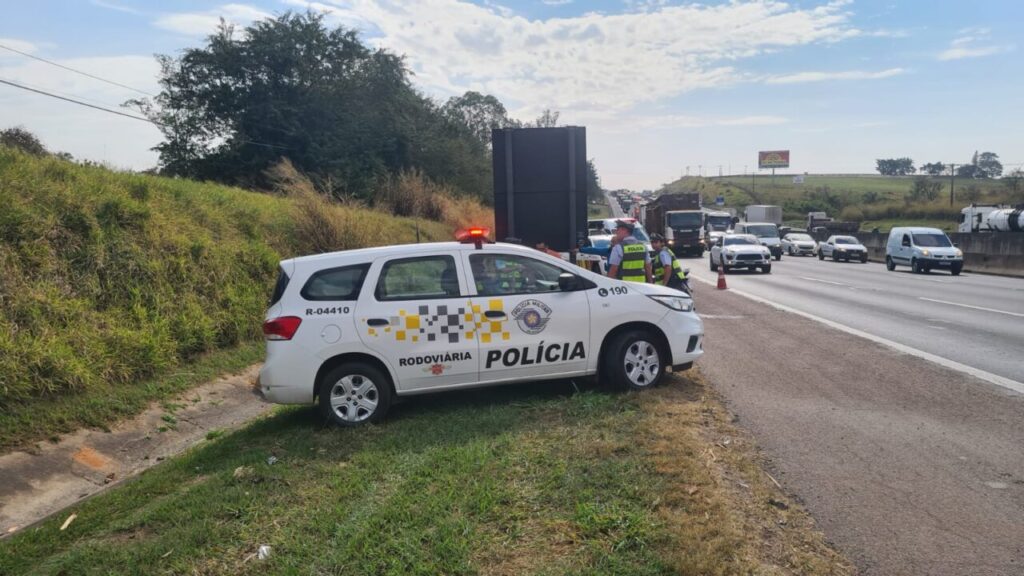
[365,299,510,343]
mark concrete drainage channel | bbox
[0,365,271,537]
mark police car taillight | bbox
[263,316,302,341]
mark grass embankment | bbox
[662,174,1018,231]
[0,149,490,450]
[0,373,850,575]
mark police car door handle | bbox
[484,311,506,319]
[367,318,390,327]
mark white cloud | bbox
[541,0,573,5]
[90,0,142,15]
[0,55,163,169]
[299,0,861,119]
[766,67,905,84]
[938,28,1012,61]
[154,4,273,36]
[0,37,40,55]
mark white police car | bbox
[260,228,704,426]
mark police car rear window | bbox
[376,256,460,301]
[301,264,370,301]
[269,267,290,306]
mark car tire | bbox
[911,258,922,274]
[818,251,824,261]
[885,256,896,271]
[603,330,665,391]
[762,264,772,274]
[774,253,782,261]
[710,255,718,272]
[860,254,868,263]
[832,252,840,262]
[951,264,963,276]
[317,362,392,427]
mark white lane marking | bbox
[692,276,1024,395]
[799,276,849,286]
[918,297,1024,318]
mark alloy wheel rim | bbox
[623,340,660,388]
[329,375,379,422]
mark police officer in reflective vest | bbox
[650,233,690,293]
[607,220,652,283]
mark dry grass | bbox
[639,371,853,575]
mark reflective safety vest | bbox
[619,241,647,283]
[653,248,686,284]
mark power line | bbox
[0,77,291,150]
[0,43,156,97]
[0,77,155,124]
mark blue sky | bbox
[1,0,1021,190]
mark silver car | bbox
[781,233,816,256]
[818,235,869,263]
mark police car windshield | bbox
[788,234,813,241]
[913,233,952,247]
[724,236,756,246]
[629,225,650,242]
[834,237,857,244]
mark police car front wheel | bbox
[318,363,393,427]
[604,331,665,390]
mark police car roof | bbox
[281,241,546,269]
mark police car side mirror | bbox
[558,273,582,292]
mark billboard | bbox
[758,150,790,169]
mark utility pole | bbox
[949,163,957,206]
[686,165,690,176]
[698,164,703,177]
[718,165,723,177]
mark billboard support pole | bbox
[772,168,775,188]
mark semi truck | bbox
[958,204,1024,233]
[744,205,783,225]
[645,192,704,257]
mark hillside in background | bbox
[659,174,1021,231]
[0,147,490,447]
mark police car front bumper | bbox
[657,310,704,367]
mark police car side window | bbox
[301,264,369,301]
[376,256,460,301]
[470,254,565,296]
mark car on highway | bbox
[885,227,963,275]
[589,217,655,254]
[818,235,869,262]
[259,229,704,426]
[732,222,783,260]
[781,232,817,256]
[709,233,772,273]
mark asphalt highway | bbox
[688,255,1024,575]
[687,254,1024,385]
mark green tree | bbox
[440,91,520,148]
[129,12,491,201]
[908,176,941,202]
[532,109,560,128]
[876,157,915,176]
[920,162,946,176]
[0,126,47,155]
[1003,168,1023,195]
[586,159,603,202]
[976,151,1002,179]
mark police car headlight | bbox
[921,249,930,256]
[649,295,694,312]
[955,249,962,257]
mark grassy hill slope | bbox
[660,174,1019,231]
[0,148,488,448]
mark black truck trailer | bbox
[492,127,588,253]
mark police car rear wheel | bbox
[606,331,664,390]
[318,363,392,427]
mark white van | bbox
[885,227,963,275]
[732,222,782,260]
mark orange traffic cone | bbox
[716,258,728,290]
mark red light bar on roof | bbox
[455,226,493,247]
